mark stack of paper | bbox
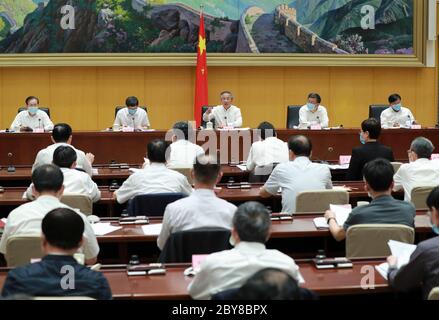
[236,165,247,171]
[313,204,352,229]
[375,240,417,280]
[91,223,122,236]
[142,223,163,236]
[327,164,350,170]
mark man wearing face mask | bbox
[113,96,150,130]
[10,96,54,132]
[380,94,416,129]
[387,186,439,299]
[298,93,329,129]
[346,118,394,180]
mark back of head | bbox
[233,202,271,244]
[361,118,381,139]
[257,122,276,140]
[42,208,84,250]
[53,145,77,168]
[147,139,168,163]
[410,137,434,159]
[288,135,312,157]
[32,164,64,194]
[427,186,439,210]
[193,155,220,185]
[362,158,394,192]
[173,121,191,141]
[52,123,72,143]
[125,96,139,107]
[308,93,321,104]
[236,268,300,300]
[388,93,402,104]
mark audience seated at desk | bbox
[1,208,112,300]
[346,118,394,181]
[0,165,99,265]
[325,159,415,242]
[202,91,242,129]
[114,139,193,204]
[10,96,54,132]
[25,146,100,203]
[380,94,416,129]
[298,93,329,129]
[393,137,439,201]
[113,96,150,130]
[259,135,332,214]
[187,202,300,300]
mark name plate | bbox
[410,125,422,129]
[33,128,44,133]
[122,126,135,132]
[339,155,352,165]
[310,124,322,130]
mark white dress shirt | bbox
[10,110,54,132]
[114,107,150,128]
[299,105,329,128]
[115,163,193,204]
[24,168,101,203]
[380,107,415,129]
[246,137,289,171]
[393,158,439,201]
[32,142,93,176]
[187,241,300,300]
[202,105,243,128]
[263,157,333,214]
[157,189,236,250]
[0,195,99,260]
[167,140,205,168]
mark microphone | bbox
[316,116,320,124]
[7,152,15,173]
[38,118,41,129]
[315,147,333,165]
[132,117,135,130]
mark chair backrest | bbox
[158,227,231,263]
[127,193,187,216]
[114,106,148,118]
[6,235,43,267]
[60,194,93,216]
[201,105,215,128]
[391,162,403,173]
[295,190,349,213]
[346,224,415,259]
[170,167,193,185]
[411,186,435,210]
[286,105,302,129]
[18,107,50,118]
[368,105,388,122]
[428,287,439,300]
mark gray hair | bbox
[410,137,435,159]
[233,202,271,244]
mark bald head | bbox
[288,135,312,157]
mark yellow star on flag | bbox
[198,35,206,55]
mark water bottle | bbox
[405,115,412,128]
[206,121,213,130]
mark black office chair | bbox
[201,105,215,128]
[126,193,186,216]
[368,105,388,122]
[158,227,231,263]
[18,107,50,118]
[286,105,302,128]
[114,106,148,118]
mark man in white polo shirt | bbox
[202,91,242,129]
[298,93,329,129]
[167,121,204,168]
[113,96,150,130]
[10,96,54,132]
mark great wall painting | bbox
[0,0,414,54]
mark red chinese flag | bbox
[194,12,208,128]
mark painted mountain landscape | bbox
[0,0,414,54]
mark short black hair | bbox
[233,202,271,244]
[388,94,402,104]
[362,158,394,192]
[25,96,39,105]
[257,122,276,140]
[427,186,439,210]
[236,268,300,300]
[52,123,72,143]
[361,118,381,139]
[32,164,64,193]
[173,121,191,141]
[42,208,84,250]
[147,139,168,163]
[308,93,321,104]
[53,146,77,168]
[410,137,435,159]
[193,155,219,185]
[220,91,233,97]
[126,96,139,107]
[288,135,312,157]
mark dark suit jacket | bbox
[346,142,394,181]
[1,255,112,300]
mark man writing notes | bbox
[380,94,416,129]
[113,96,150,130]
[298,93,329,129]
[10,96,54,132]
[202,91,242,129]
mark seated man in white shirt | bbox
[113,96,150,130]
[25,146,100,202]
[10,96,54,132]
[187,202,300,300]
[115,139,193,204]
[32,123,94,176]
[0,164,99,265]
[202,91,242,129]
[166,121,204,168]
[394,137,439,201]
[259,135,332,214]
[380,94,416,129]
[246,122,289,175]
[158,155,236,250]
[298,93,329,129]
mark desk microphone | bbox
[7,152,15,173]
[317,116,320,124]
[317,147,333,164]
[38,118,41,129]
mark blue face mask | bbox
[433,225,439,235]
[392,104,402,112]
[359,132,366,145]
[307,103,316,111]
[128,108,137,116]
[28,107,38,115]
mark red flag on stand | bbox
[194,11,208,128]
